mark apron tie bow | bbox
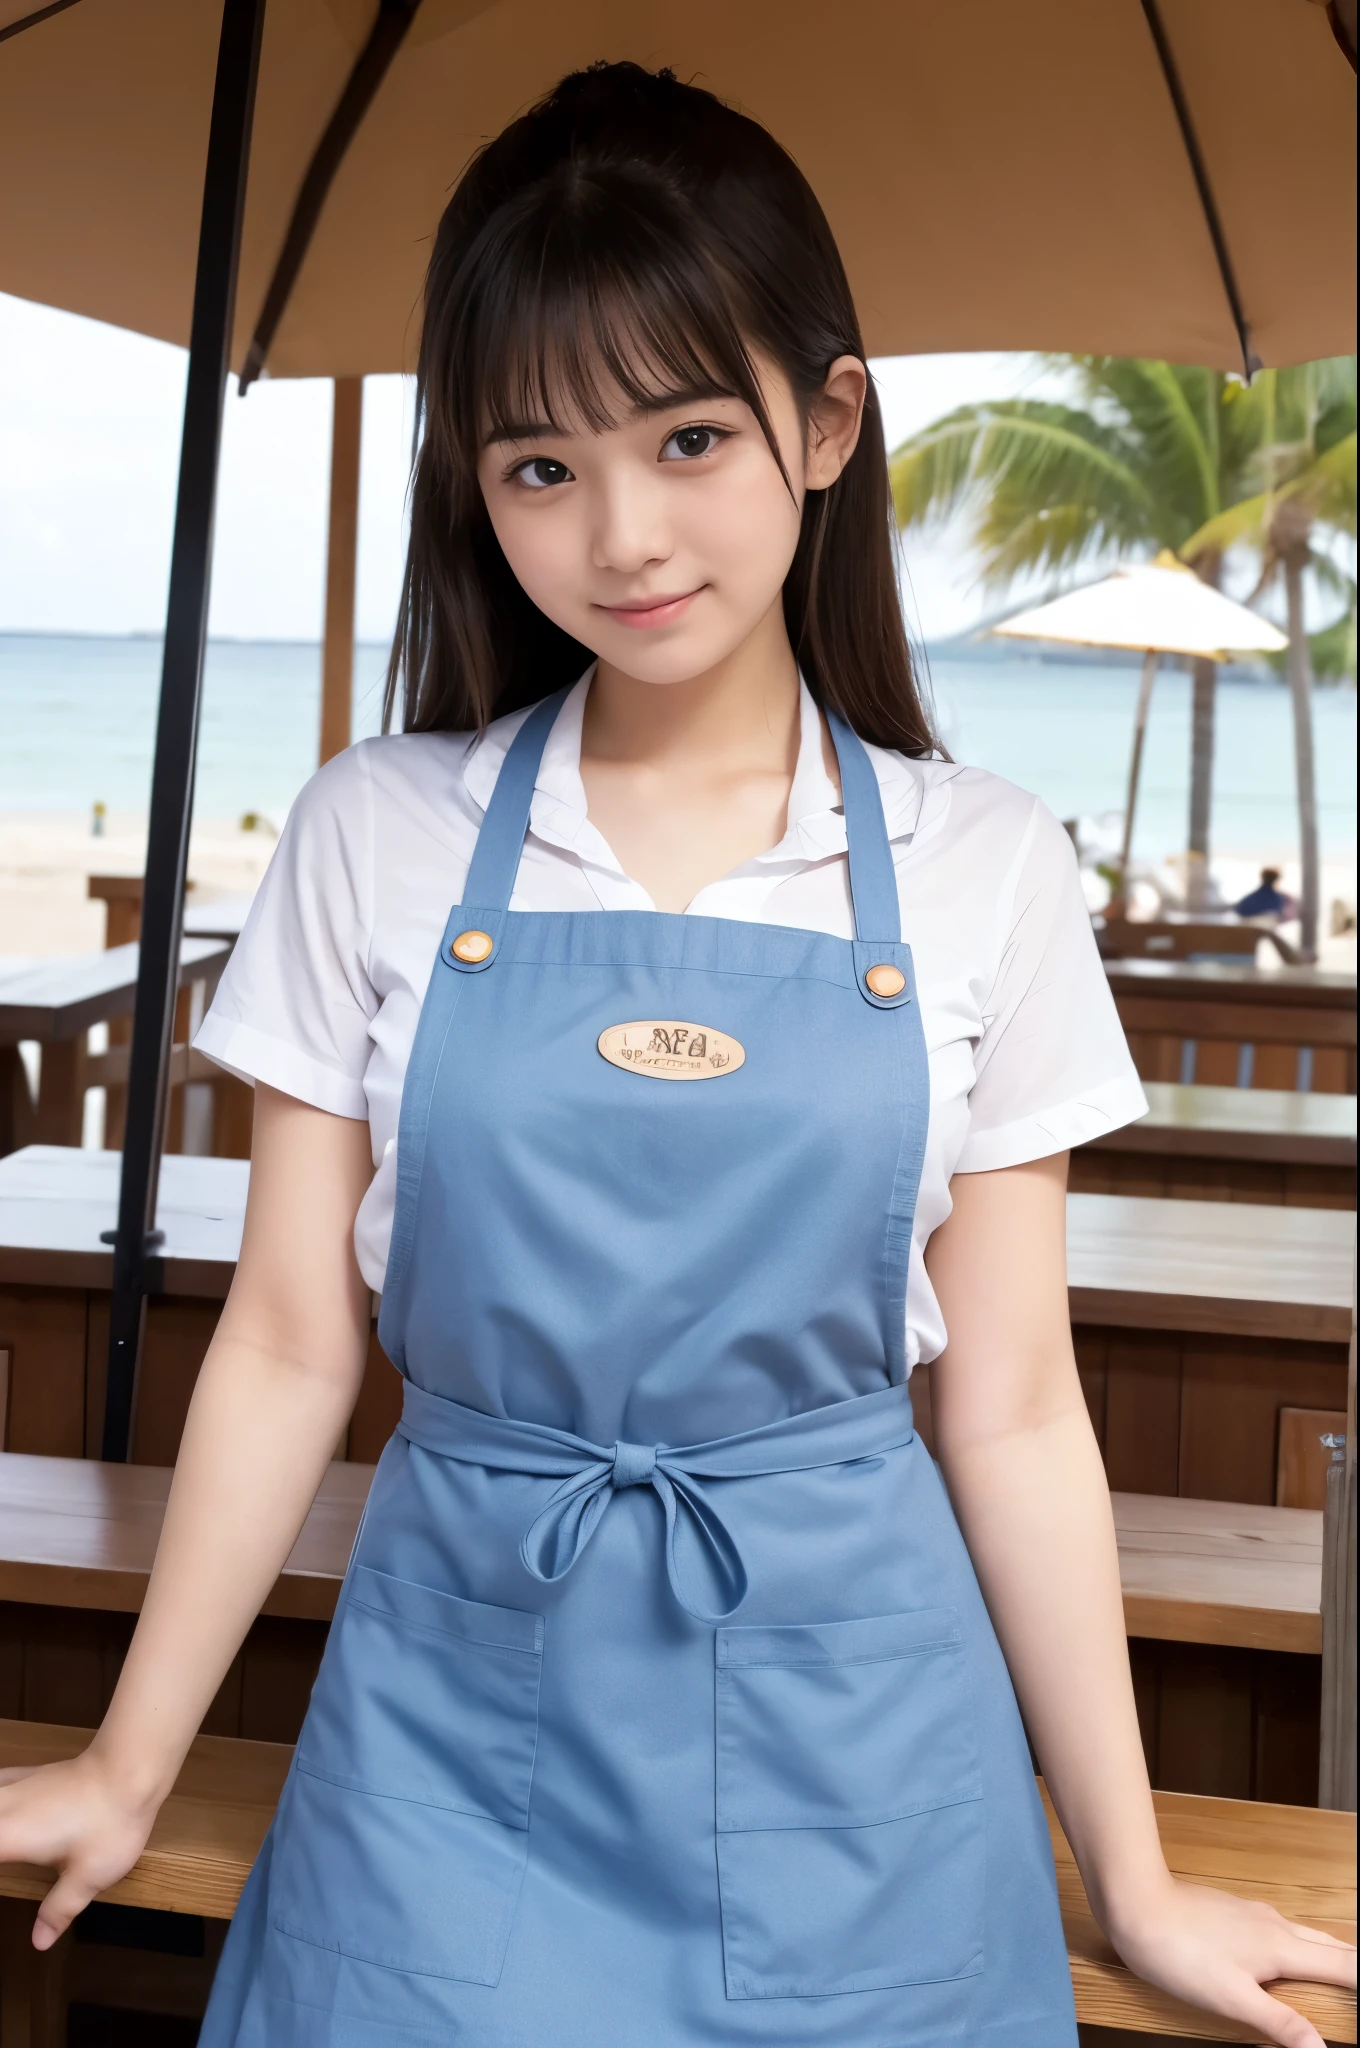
[611,1441,656,1488]
[397,1381,916,1626]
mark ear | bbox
[804,355,867,490]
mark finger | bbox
[1275,1929,1360,1986]
[32,1871,98,1950]
[1227,1979,1326,2048]
[1283,1919,1359,1954]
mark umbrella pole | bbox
[319,377,363,766]
[1113,649,1158,912]
[101,0,267,1462]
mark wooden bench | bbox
[0,940,231,1158]
[0,1456,370,1751]
[1107,960,1357,1096]
[1070,1080,1357,1210]
[0,1720,1350,2047]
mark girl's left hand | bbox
[1111,1878,1357,2048]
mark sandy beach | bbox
[1,809,1354,973]
[0,812,276,960]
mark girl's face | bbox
[477,353,866,686]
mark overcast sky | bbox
[0,289,1061,647]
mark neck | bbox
[581,599,801,773]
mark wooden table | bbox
[0,1725,1350,2045]
[0,1450,1319,1654]
[0,1453,371,1623]
[1115,1492,1323,1655]
[1107,959,1357,1095]
[1065,1191,1354,1345]
[1046,1782,1356,2042]
[0,939,231,1154]
[1072,1080,1357,1208]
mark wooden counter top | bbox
[1089,1080,1356,1168]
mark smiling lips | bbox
[598,589,702,629]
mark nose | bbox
[589,467,671,576]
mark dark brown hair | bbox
[386,61,935,755]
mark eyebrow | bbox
[484,383,738,447]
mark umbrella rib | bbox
[1139,0,1260,381]
[0,0,83,46]
[239,0,423,391]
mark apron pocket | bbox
[715,1608,983,2000]
[270,1565,544,1985]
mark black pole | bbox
[1140,0,1260,381]
[102,0,266,1462]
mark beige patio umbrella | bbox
[2,0,1352,1454]
[992,557,1289,901]
[1,0,1356,382]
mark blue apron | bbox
[202,691,1078,2046]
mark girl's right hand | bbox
[0,1749,161,1950]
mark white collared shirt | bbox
[198,674,1145,1369]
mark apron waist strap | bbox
[397,1381,916,1623]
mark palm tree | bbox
[1179,359,1356,959]
[889,358,1355,926]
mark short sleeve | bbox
[194,745,377,1118]
[955,799,1147,1172]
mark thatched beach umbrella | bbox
[991,558,1290,902]
[0,0,1355,1455]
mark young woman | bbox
[0,62,1352,2048]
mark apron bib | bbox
[202,690,1078,2047]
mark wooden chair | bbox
[0,942,230,1160]
[0,1720,1350,2046]
[88,875,254,1159]
[1106,961,1357,1094]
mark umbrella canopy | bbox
[991,560,1290,661]
[0,0,1355,382]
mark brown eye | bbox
[515,457,573,490]
[661,426,725,461]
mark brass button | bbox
[451,928,494,964]
[865,962,906,999]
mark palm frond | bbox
[1181,491,1273,561]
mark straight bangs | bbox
[442,180,792,490]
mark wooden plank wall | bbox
[0,1286,403,1467]
[1069,1149,1354,1209]
[912,1330,1347,1806]
[1,1291,1343,1795]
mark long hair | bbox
[386,61,935,756]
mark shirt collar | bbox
[462,666,936,880]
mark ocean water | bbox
[0,633,1355,864]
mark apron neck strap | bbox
[460,687,572,909]
[461,687,900,944]
[826,711,902,944]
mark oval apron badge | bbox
[598,1021,745,1080]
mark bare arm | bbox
[926,1153,1355,2048]
[0,1084,373,1946]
